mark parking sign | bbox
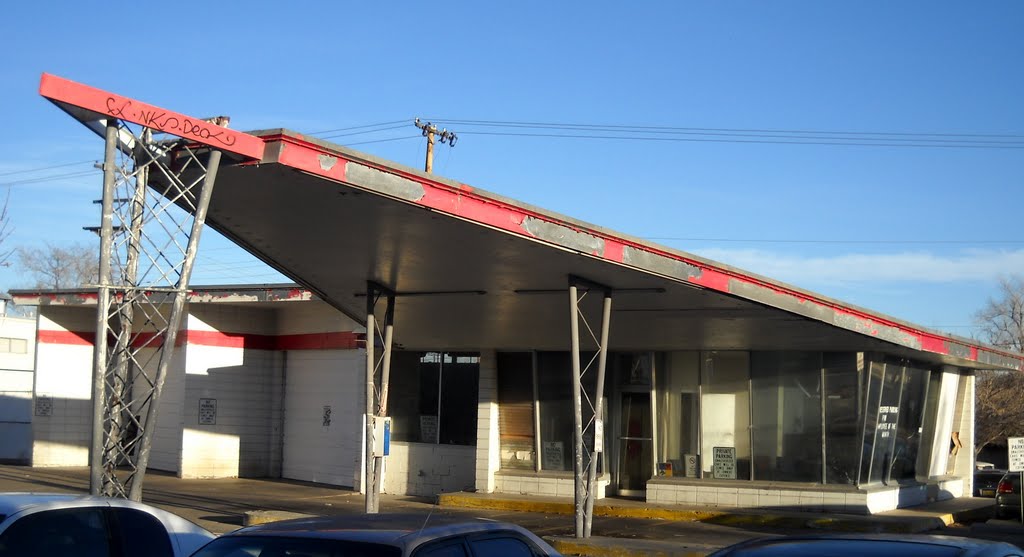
[1008,437,1024,472]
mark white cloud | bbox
[690,248,1024,284]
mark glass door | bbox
[617,391,653,496]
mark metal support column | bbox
[84,119,231,500]
[127,149,221,501]
[364,282,396,513]
[568,276,613,538]
[90,120,119,495]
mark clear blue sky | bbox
[1,1,1022,339]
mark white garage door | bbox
[282,353,363,487]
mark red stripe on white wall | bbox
[37,329,365,350]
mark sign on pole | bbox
[1008,437,1024,472]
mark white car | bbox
[0,492,214,557]
[189,513,561,557]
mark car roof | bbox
[714,534,1022,557]
[0,492,113,517]
[226,513,538,547]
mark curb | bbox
[243,510,314,526]
[437,493,942,534]
[547,536,714,557]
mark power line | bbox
[1,169,99,187]
[454,130,1024,150]
[344,135,422,147]
[426,118,1024,140]
[307,119,410,136]
[0,159,96,178]
[317,124,410,140]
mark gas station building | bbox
[14,76,1024,515]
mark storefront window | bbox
[700,351,750,480]
[867,360,904,484]
[388,351,479,446]
[537,352,575,471]
[657,352,700,478]
[823,352,862,485]
[891,365,929,481]
[497,352,535,470]
[750,352,823,482]
[859,360,885,483]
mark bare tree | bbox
[974,370,1024,456]
[973,275,1024,455]
[16,242,98,290]
[0,189,15,268]
[975,275,1024,353]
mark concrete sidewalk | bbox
[0,465,1018,556]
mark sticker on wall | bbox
[35,396,53,417]
[199,398,217,425]
[322,406,332,427]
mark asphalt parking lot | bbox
[2,465,1023,556]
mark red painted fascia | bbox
[39,73,265,160]
[258,131,1022,367]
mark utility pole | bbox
[414,119,456,173]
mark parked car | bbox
[189,513,561,557]
[975,469,1007,497]
[996,472,1022,520]
[0,492,214,557]
[708,534,1022,557]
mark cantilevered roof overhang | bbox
[37,74,1023,371]
[138,129,1014,371]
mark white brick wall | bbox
[181,344,280,478]
[384,442,476,496]
[32,310,94,467]
[148,348,185,473]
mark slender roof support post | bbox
[364,281,396,514]
[568,275,613,538]
[90,120,118,496]
[584,291,611,537]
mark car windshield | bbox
[190,536,402,557]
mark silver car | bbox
[189,513,561,557]
[0,492,214,557]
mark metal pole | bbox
[569,284,585,538]
[370,293,394,503]
[128,149,222,501]
[90,120,119,495]
[109,130,148,472]
[584,292,612,537]
[532,351,542,473]
[364,284,377,513]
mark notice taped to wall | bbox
[420,415,438,443]
[543,441,564,470]
[713,446,736,479]
[199,398,217,425]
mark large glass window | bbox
[868,361,904,484]
[891,365,929,481]
[536,352,575,471]
[701,351,750,480]
[750,352,823,482]
[824,352,862,485]
[657,351,700,478]
[388,352,479,446]
[497,352,535,470]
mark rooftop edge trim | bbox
[38,73,265,160]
